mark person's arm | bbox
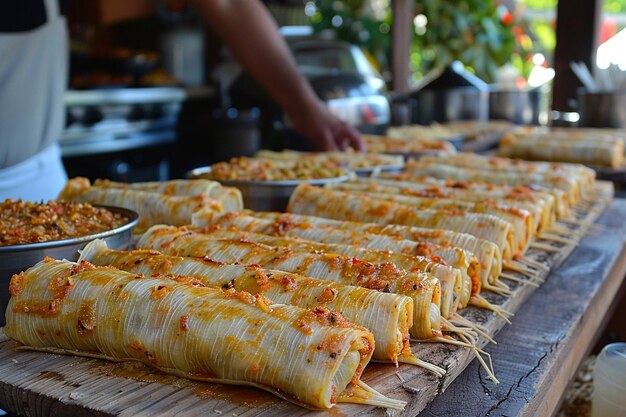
[192,0,364,151]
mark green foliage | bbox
[310,0,534,83]
[310,0,626,84]
[531,20,556,51]
[413,0,521,83]
[604,0,626,13]
[524,0,557,10]
[311,0,392,72]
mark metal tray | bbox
[380,148,457,162]
[0,206,139,326]
[188,166,350,211]
[352,163,405,177]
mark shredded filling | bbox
[0,199,128,246]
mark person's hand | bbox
[290,101,365,152]
[193,0,365,152]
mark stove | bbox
[60,87,185,182]
[60,87,185,157]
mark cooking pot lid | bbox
[415,61,489,91]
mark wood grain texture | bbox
[0,184,620,417]
[421,197,626,417]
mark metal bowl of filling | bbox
[188,166,350,211]
[0,204,138,326]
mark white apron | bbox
[0,143,67,201]
[0,0,68,201]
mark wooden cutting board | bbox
[0,182,615,417]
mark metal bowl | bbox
[352,163,405,177]
[385,149,457,162]
[188,166,350,211]
[488,88,545,125]
[578,89,626,128]
[0,206,139,326]
[411,87,489,124]
[373,141,457,161]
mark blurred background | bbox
[60,0,626,181]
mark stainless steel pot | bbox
[219,177,350,212]
[207,108,262,161]
[578,90,626,128]
[0,206,139,327]
[411,87,489,124]
[489,88,545,125]
[188,166,350,212]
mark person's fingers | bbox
[323,130,339,151]
[336,135,349,151]
[294,107,364,152]
[325,141,339,151]
[346,129,365,151]
[334,123,364,151]
[300,124,336,151]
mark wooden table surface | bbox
[0,195,624,417]
[421,198,626,417]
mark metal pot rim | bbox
[187,165,352,186]
[0,205,139,253]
